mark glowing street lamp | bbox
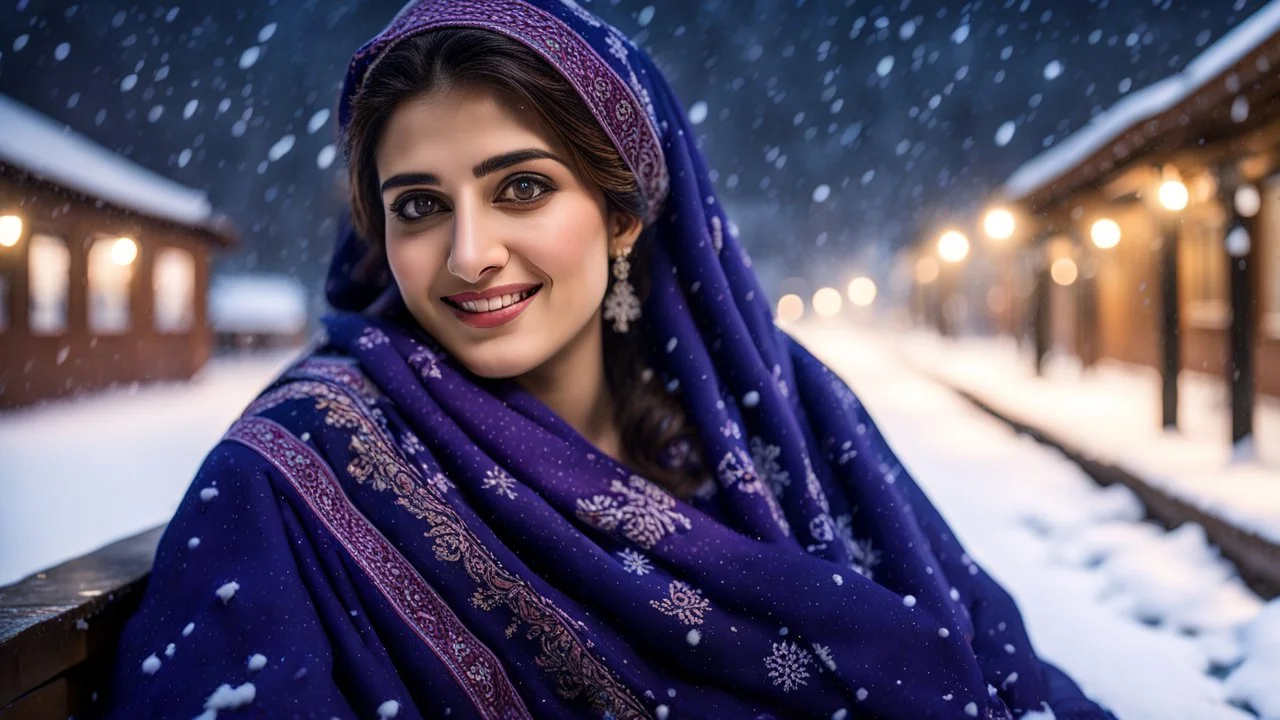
[847,276,877,307]
[1050,257,1078,286]
[0,214,22,248]
[937,230,970,263]
[776,293,805,324]
[983,208,1015,242]
[1158,176,1189,212]
[110,237,138,266]
[812,287,842,317]
[1090,218,1121,249]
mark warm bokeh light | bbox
[915,256,939,284]
[983,208,1015,241]
[0,214,22,248]
[1090,218,1121,249]
[776,293,805,324]
[986,285,1009,315]
[847,276,877,307]
[1235,184,1261,218]
[1158,179,1188,212]
[937,230,970,263]
[110,237,139,266]
[812,286,843,317]
[1051,257,1078,286]
[921,254,942,283]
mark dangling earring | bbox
[603,249,641,333]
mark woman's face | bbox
[376,85,637,379]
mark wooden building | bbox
[0,95,237,409]
[987,2,1280,414]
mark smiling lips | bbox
[442,283,543,329]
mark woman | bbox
[102,1,1113,718]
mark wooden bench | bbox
[0,526,164,719]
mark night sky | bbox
[0,0,1271,303]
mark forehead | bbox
[376,85,559,169]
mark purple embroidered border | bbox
[227,416,533,720]
[347,0,668,223]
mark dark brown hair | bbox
[343,29,704,499]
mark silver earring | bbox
[603,250,641,333]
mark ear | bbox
[608,212,644,257]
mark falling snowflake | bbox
[482,468,517,499]
[576,476,692,549]
[765,641,813,692]
[650,580,711,626]
[617,548,653,575]
[749,436,790,496]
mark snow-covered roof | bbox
[0,94,214,227]
[209,274,309,334]
[1003,0,1280,202]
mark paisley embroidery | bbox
[226,417,531,720]
[649,580,710,626]
[245,365,649,720]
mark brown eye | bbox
[393,194,442,221]
[500,176,552,204]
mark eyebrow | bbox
[379,148,566,194]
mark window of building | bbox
[88,235,137,334]
[153,247,195,333]
[1181,215,1229,330]
[29,233,70,334]
[1265,176,1280,338]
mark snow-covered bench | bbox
[0,526,163,718]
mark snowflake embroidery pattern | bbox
[399,430,425,456]
[720,419,742,439]
[749,436,790,496]
[408,347,443,380]
[558,0,602,27]
[617,548,653,576]
[812,643,837,672]
[424,471,454,496]
[808,513,835,544]
[605,31,628,62]
[765,641,813,692]
[803,454,830,513]
[716,447,757,487]
[356,327,389,350]
[575,476,692,549]
[835,514,881,579]
[482,468,517,499]
[772,364,791,399]
[649,580,711,626]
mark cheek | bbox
[385,237,446,303]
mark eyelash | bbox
[389,175,556,223]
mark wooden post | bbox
[1227,212,1256,449]
[1033,239,1051,376]
[1159,215,1181,429]
[1071,226,1099,370]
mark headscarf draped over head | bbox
[105,1,1112,718]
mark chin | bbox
[451,345,543,380]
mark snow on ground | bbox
[792,321,1274,720]
[893,330,1280,547]
[0,350,297,586]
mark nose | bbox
[445,200,508,284]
